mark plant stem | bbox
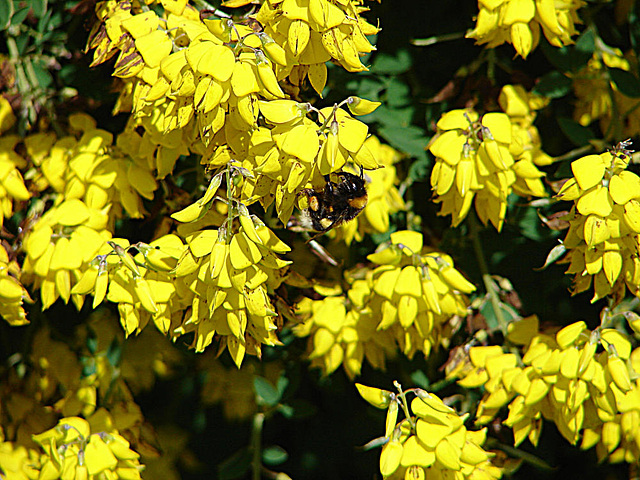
[553,144,594,163]
[251,412,265,480]
[469,214,508,334]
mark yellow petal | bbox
[572,155,606,190]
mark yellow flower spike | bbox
[607,355,632,392]
[439,264,475,293]
[415,417,452,450]
[347,96,381,116]
[255,225,290,253]
[256,55,286,98]
[356,383,393,409]
[394,266,422,297]
[602,249,623,286]
[556,321,587,349]
[557,178,581,201]
[481,113,512,144]
[280,124,320,163]
[380,439,404,476]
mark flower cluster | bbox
[294,231,475,377]
[255,0,378,74]
[32,416,143,480]
[556,143,640,302]
[24,113,157,219]
[357,383,502,480]
[0,429,41,480]
[21,199,112,311]
[467,0,583,58]
[230,98,381,224]
[86,0,382,226]
[171,214,291,366]
[453,315,640,463]
[428,85,550,231]
[572,49,640,139]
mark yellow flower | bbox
[429,85,549,231]
[555,142,640,302]
[572,48,640,139]
[0,435,41,480]
[0,134,31,229]
[33,416,143,480]
[22,198,112,310]
[294,231,475,374]
[0,245,31,326]
[452,314,640,457]
[468,0,583,58]
[293,280,397,378]
[356,384,501,480]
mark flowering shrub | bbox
[1,0,640,479]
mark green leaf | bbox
[371,49,412,75]
[253,376,280,406]
[32,59,53,89]
[575,29,596,57]
[557,117,595,147]
[379,124,428,161]
[541,38,591,73]
[0,0,14,30]
[517,206,548,242]
[10,5,29,26]
[609,68,640,98]
[218,448,252,480]
[29,0,47,18]
[262,445,288,466]
[409,369,429,389]
[533,71,571,98]
[481,300,519,332]
[408,155,429,182]
[371,105,413,127]
[385,77,411,107]
[538,243,566,270]
[276,374,289,397]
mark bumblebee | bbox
[299,170,368,232]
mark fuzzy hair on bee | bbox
[298,169,368,233]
